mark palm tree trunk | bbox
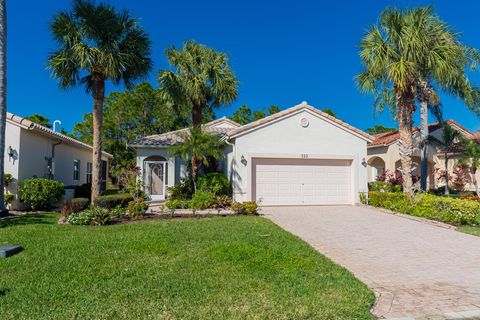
[91,78,105,202]
[444,153,450,195]
[419,95,429,192]
[191,154,199,191]
[191,102,202,187]
[397,89,415,196]
[472,167,478,197]
[0,0,6,215]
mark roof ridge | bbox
[6,112,113,158]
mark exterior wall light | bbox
[241,155,247,166]
[361,157,367,167]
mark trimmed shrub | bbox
[3,173,13,187]
[197,173,230,196]
[168,180,194,200]
[190,191,215,210]
[93,193,133,209]
[213,195,232,209]
[74,183,91,199]
[231,201,259,215]
[165,199,191,209]
[368,191,480,225]
[20,178,64,210]
[127,200,148,218]
[368,181,402,192]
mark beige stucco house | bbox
[367,120,478,191]
[131,102,374,206]
[4,112,112,209]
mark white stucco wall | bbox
[228,109,369,204]
[4,122,21,200]
[18,130,109,186]
[135,147,176,188]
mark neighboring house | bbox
[4,112,112,209]
[131,102,374,206]
[367,120,478,190]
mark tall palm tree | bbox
[460,139,480,196]
[169,126,224,188]
[47,0,152,201]
[159,40,237,178]
[357,7,421,195]
[438,123,464,195]
[159,40,238,126]
[0,0,6,214]
[413,6,480,191]
[357,6,480,195]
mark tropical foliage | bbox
[169,126,224,184]
[358,6,480,195]
[230,105,281,125]
[47,0,152,200]
[365,125,396,135]
[71,82,188,180]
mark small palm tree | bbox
[438,123,464,195]
[47,0,152,200]
[460,139,480,196]
[169,126,224,188]
[0,0,6,214]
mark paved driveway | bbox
[263,206,480,319]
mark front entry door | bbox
[145,161,167,200]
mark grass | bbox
[0,213,374,319]
[457,225,480,237]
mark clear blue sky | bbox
[7,0,480,132]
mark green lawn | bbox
[0,214,374,319]
[457,225,480,237]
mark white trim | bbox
[229,107,373,142]
[144,160,168,201]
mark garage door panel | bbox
[253,158,352,205]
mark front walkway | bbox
[262,205,480,319]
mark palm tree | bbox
[357,7,421,195]
[159,40,238,127]
[460,139,480,196]
[0,0,6,214]
[438,123,464,195]
[357,6,480,195]
[412,6,480,191]
[169,126,224,188]
[47,0,152,201]
[159,40,237,178]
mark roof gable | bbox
[227,102,374,142]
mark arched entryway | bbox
[368,157,385,181]
[143,156,168,200]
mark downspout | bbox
[225,138,236,202]
[49,140,62,179]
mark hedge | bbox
[367,192,480,225]
[93,193,133,209]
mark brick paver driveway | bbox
[263,205,480,319]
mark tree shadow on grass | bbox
[0,214,56,228]
[0,289,9,297]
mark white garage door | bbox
[253,158,352,206]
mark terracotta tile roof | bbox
[132,102,374,147]
[6,112,113,158]
[227,102,374,141]
[130,118,234,147]
[369,120,474,147]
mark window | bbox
[86,162,92,184]
[73,160,81,181]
